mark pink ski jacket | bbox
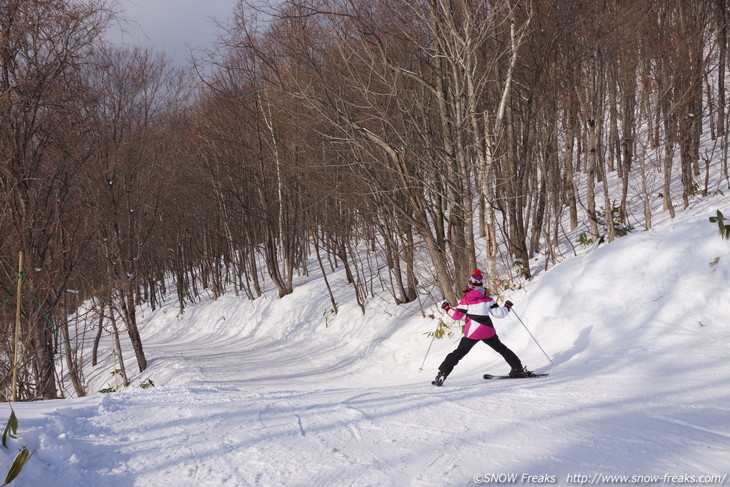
[446,288,510,340]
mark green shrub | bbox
[709,210,730,239]
[2,407,34,486]
[424,319,454,340]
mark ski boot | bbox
[431,371,447,387]
[509,366,536,378]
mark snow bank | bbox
[2,195,729,486]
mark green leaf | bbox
[710,210,725,223]
[2,446,33,486]
[2,408,18,450]
[710,210,729,238]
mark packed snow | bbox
[2,193,730,486]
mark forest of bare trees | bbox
[1,0,729,400]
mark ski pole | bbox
[511,309,553,364]
[418,320,442,371]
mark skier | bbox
[432,269,534,386]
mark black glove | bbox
[441,302,451,311]
[504,300,513,309]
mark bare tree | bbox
[0,0,113,400]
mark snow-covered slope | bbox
[3,193,730,486]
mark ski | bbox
[483,373,549,380]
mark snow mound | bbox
[3,195,729,486]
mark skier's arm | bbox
[441,301,467,320]
[488,300,513,319]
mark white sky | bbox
[109,0,238,66]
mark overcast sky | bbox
[109,0,238,66]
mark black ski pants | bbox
[438,335,522,377]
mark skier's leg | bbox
[481,334,523,371]
[438,337,478,377]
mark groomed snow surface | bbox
[4,194,730,486]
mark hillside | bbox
[1,189,728,486]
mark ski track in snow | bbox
[3,196,730,486]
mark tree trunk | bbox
[119,288,147,373]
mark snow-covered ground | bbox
[3,191,730,486]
